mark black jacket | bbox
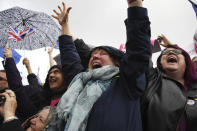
[58,7,152,131]
[141,61,197,131]
[0,119,24,131]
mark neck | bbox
[166,71,185,85]
[52,94,62,100]
[51,86,66,99]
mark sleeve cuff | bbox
[3,116,18,123]
[128,6,148,20]
[58,35,74,48]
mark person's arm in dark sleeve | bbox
[0,119,25,131]
[120,2,152,100]
[74,39,92,69]
[52,3,85,87]
[4,58,23,91]
[27,73,41,88]
[22,58,41,88]
[59,35,85,87]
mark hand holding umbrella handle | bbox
[52,2,72,36]
[3,48,12,58]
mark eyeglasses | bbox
[32,114,46,124]
[161,49,182,55]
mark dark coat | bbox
[141,62,197,131]
[0,39,93,124]
[58,7,151,131]
[0,119,25,131]
[27,73,41,88]
[3,58,42,123]
[54,38,92,68]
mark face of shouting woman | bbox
[88,49,116,70]
[160,48,186,77]
[48,68,64,92]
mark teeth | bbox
[92,62,100,66]
[50,78,56,82]
[92,61,102,69]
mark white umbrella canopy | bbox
[0,6,60,50]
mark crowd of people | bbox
[0,0,197,131]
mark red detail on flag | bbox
[8,26,35,42]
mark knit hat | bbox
[89,46,125,66]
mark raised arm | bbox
[23,58,32,74]
[120,0,152,99]
[52,2,84,87]
[158,34,174,47]
[3,48,23,91]
[48,44,56,67]
[22,58,40,88]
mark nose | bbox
[49,72,55,78]
[30,117,36,124]
[167,50,176,55]
[92,53,100,59]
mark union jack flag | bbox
[8,26,35,42]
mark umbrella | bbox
[0,48,22,64]
[0,6,61,50]
[49,42,59,49]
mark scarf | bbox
[46,65,119,131]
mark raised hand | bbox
[23,58,30,67]
[52,2,72,26]
[158,34,174,47]
[128,0,143,7]
[4,48,12,58]
[48,44,56,54]
[0,90,17,119]
[23,57,33,74]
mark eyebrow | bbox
[49,69,60,73]
[38,115,46,123]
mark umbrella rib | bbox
[15,22,23,29]
[31,31,42,49]
[25,14,38,20]
[17,8,25,20]
[27,22,54,45]
[27,19,58,26]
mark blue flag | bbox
[189,0,197,17]
[0,48,22,64]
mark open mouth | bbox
[167,57,177,63]
[92,63,102,69]
[49,78,57,83]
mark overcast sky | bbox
[0,0,196,83]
